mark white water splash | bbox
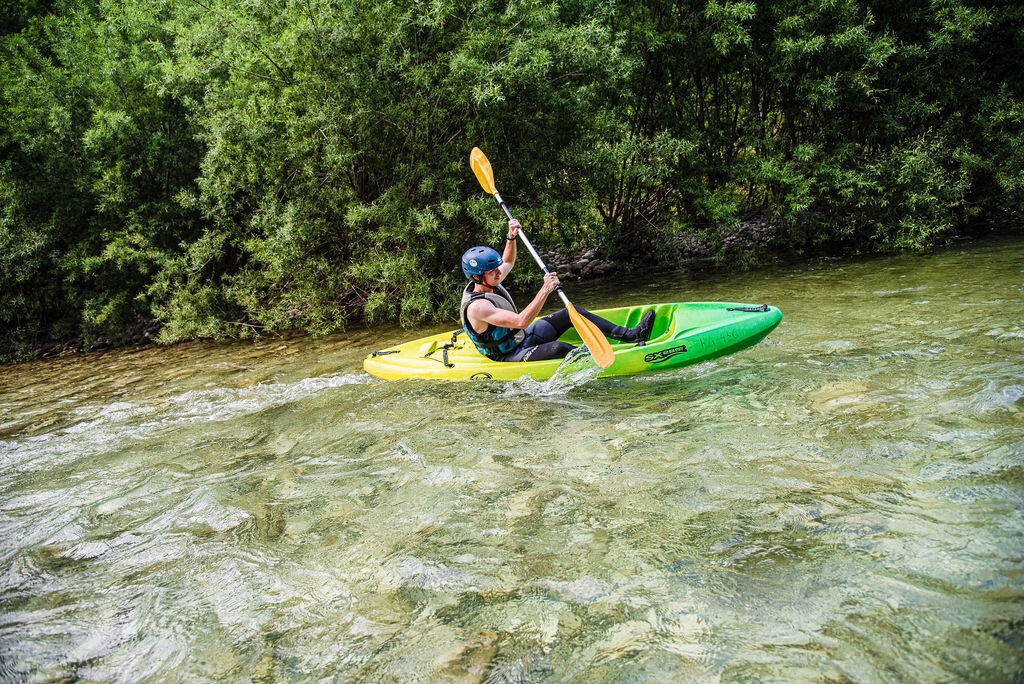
[0,373,370,471]
[159,373,369,424]
[73,373,370,431]
[504,346,605,397]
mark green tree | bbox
[2,0,1021,358]
[1,0,203,354]
[151,0,625,340]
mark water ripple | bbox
[2,238,1024,681]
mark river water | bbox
[1,237,1022,682]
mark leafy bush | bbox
[1,0,1021,357]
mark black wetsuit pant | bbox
[502,307,632,362]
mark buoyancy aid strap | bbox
[459,285,526,349]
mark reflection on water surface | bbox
[1,237,1023,681]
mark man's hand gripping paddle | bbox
[470,147,614,369]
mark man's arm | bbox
[497,219,520,280]
[467,272,560,332]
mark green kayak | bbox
[363,301,782,381]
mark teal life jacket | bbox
[459,282,526,360]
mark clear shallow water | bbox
[1,237,1023,682]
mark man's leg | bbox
[532,307,655,343]
[503,340,575,362]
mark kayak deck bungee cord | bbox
[363,301,782,381]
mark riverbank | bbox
[544,206,1024,283]
[5,215,1021,365]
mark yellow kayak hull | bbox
[363,302,782,381]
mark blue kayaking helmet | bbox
[462,246,503,281]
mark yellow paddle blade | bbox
[565,301,615,369]
[470,147,497,195]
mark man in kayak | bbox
[460,219,655,362]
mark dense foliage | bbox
[2,0,1021,355]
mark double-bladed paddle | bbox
[470,147,614,368]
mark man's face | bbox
[482,268,501,287]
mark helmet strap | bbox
[472,274,496,293]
